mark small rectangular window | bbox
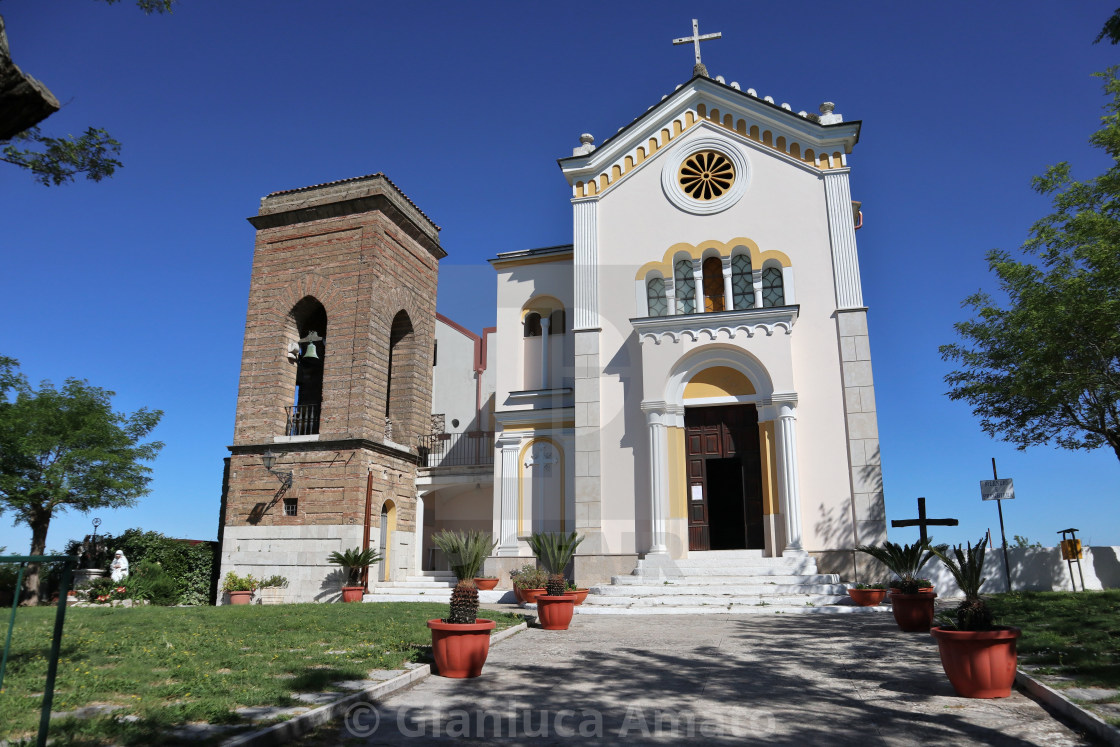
[433,340,438,366]
[283,498,298,517]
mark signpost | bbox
[981,459,1013,592]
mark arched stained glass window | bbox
[674,259,696,315]
[761,267,785,307]
[646,277,668,317]
[702,257,725,312]
[731,254,754,310]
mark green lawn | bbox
[987,589,1120,691]
[0,602,521,745]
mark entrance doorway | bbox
[685,405,764,552]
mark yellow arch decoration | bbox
[380,499,397,582]
[683,366,757,399]
[634,238,792,280]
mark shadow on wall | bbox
[315,568,345,603]
[917,546,1120,596]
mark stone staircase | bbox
[567,550,882,615]
[363,570,509,603]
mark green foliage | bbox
[853,583,886,590]
[1097,9,1120,44]
[95,0,176,12]
[526,531,584,576]
[258,575,288,589]
[327,547,381,585]
[932,537,994,631]
[0,357,162,603]
[430,529,497,581]
[108,528,215,605]
[124,560,178,605]
[0,127,122,186]
[941,69,1120,462]
[1013,534,1043,549]
[856,538,944,584]
[445,579,479,624]
[510,563,547,590]
[220,571,257,593]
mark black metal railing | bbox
[284,404,320,436]
[416,431,495,468]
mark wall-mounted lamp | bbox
[261,449,293,488]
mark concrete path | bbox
[295,614,1093,745]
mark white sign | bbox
[980,478,1015,501]
[691,485,703,502]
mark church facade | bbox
[217,63,887,600]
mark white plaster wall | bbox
[916,546,1120,595]
[493,261,574,410]
[219,524,364,603]
[433,318,480,432]
[591,122,854,554]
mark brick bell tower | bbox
[217,174,444,603]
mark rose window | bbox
[678,151,735,201]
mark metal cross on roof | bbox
[672,19,721,78]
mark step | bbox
[611,574,841,586]
[363,590,511,604]
[589,583,849,597]
[570,604,890,616]
[579,593,850,607]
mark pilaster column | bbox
[691,259,703,312]
[752,269,764,309]
[721,257,733,311]
[572,197,603,552]
[496,432,522,555]
[641,401,679,555]
[572,199,599,330]
[823,169,864,309]
[414,493,425,572]
[773,394,804,553]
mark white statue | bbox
[110,550,129,582]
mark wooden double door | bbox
[685,405,765,552]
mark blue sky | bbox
[1,1,1117,556]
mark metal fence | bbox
[416,431,495,468]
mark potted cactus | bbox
[427,579,496,678]
[327,547,382,602]
[929,538,1021,698]
[536,573,576,630]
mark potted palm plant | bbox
[856,538,944,631]
[431,529,498,588]
[929,538,1021,698]
[527,531,583,630]
[327,547,382,602]
[427,579,496,678]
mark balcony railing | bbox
[416,431,494,468]
[285,404,320,436]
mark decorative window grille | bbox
[702,257,725,312]
[646,277,667,317]
[761,267,785,307]
[731,254,754,309]
[674,259,696,314]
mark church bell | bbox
[301,342,319,360]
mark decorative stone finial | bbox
[572,133,596,157]
[692,62,708,78]
[818,101,843,125]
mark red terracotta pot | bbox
[536,594,576,630]
[474,578,499,591]
[930,626,1021,698]
[569,588,589,605]
[847,588,887,607]
[427,618,496,678]
[889,592,936,631]
[890,587,935,595]
[228,590,253,605]
[520,588,546,605]
[341,586,365,603]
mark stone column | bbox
[721,257,733,311]
[540,317,551,389]
[691,258,703,312]
[641,402,672,555]
[823,169,863,310]
[665,276,677,316]
[773,395,804,554]
[496,432,522,555]
[752,269,764,309]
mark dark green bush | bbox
[126,560,180,606]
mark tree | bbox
[0,1,173,185]
[941,69,1120,463]
[0,357,163,604]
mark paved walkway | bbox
[296,614,1093,745]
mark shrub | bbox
[107,528,216,605]
[125,560,180,606]
[430,530,498,581]
[221,571,258,593]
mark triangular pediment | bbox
[558,76,860,199]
